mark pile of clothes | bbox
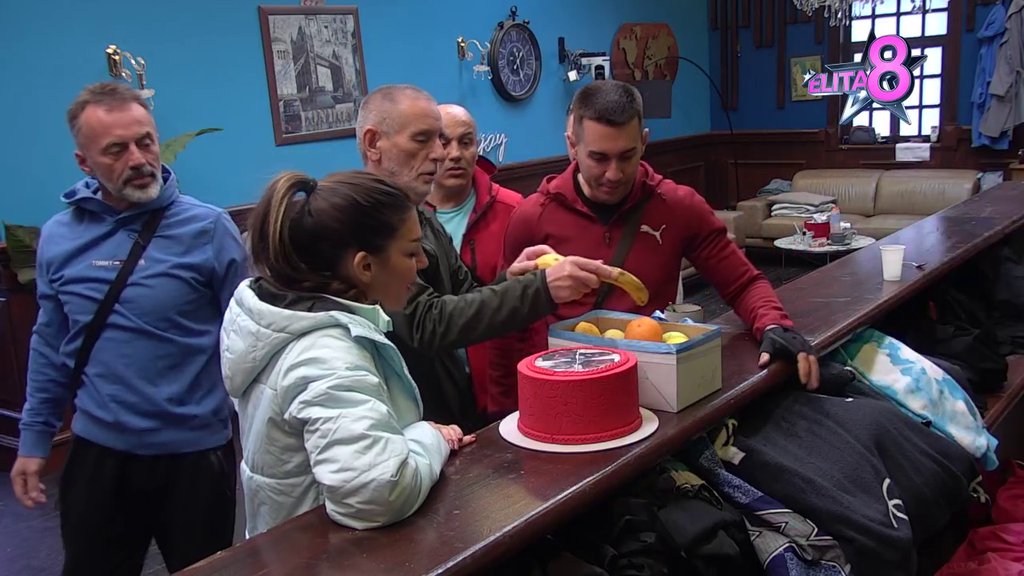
[500,357,995,576]
[766,191,837,218]
[756,178,793,198]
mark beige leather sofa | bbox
[735,169,980,248]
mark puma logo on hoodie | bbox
[640,224,666,245]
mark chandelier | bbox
[793,0,931,27]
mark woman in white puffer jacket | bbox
[220,171,475,537]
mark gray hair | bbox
[356,84,436,163]
[67,82,150,141]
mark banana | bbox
[534,252,649,306]
[607,267,650,306]
[534,253,565,269]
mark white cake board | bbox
[498,408,659,453]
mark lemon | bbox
[574,321,601,336]
[603,328,625,339]
[662,331,690,344]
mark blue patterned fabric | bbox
[679,435,851,576]
[830,328,999,470]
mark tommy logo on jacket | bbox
[640,224,666,245]
[92,258,147,267]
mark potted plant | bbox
[2,128,222,287]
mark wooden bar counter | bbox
[181,183,1024,576]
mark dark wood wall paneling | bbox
[220,126,1017,237]
[777,0,788,109]
[814,8,824,43]
[486,127,1016,213]
[730,0,740,108]
[720,0,731,110]
[716,0,751,111]
[753,0,762,46]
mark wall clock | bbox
[489,6,541,102]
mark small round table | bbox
[773,234,876,267]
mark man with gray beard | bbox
[9,82,248,575]
[356,84,614,430]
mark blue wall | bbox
[710,5,993,131]
[0,0,708,227]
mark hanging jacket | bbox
[980,0,1024,138]
[424,160,524,417]
[220,278,450,536]
[973,3,1010,148]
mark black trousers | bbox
[59,436,236,576]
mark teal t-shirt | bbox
[434,189,475,374]
[434,189,475,251]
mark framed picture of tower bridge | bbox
[258,5,368,145]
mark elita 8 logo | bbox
[804,33,927,125]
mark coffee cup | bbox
[829,229,856,245]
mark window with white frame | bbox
[846,0,948,140]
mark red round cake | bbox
[516,346,641,445]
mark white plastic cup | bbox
[880,244,905,281]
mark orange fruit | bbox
[623,317,663,342]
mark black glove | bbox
[759,326,814,361]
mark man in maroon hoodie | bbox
[492,81,819,415]
[426,103,524,419]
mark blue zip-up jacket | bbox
[973,3,1010,148]
[18,165,249,458]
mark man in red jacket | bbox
[493,81,819,415]
[426,103,524,419]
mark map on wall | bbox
[611,23,679,84]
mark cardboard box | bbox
[548,310,722,413]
